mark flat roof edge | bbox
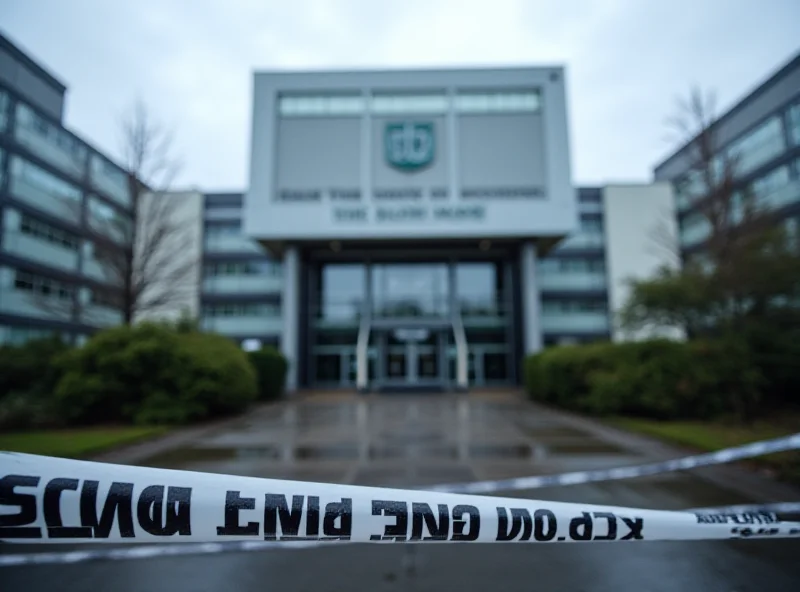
[0,31,67,94]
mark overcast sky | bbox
[2,0,799,190]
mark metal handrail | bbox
[355,306,371,391]
[451,308,469,390]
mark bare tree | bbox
[666,87,773,267]
[27,101,197,328]
[96,100,197,324]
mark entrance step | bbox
[377,384,447,395]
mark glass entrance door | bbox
[382,329,442,388]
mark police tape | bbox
[1,451,799,567]
[693,502,800,515]
[426,432,800,494]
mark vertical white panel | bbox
[281,246,300,392]
[603,183,685,342]
[133,191,204,324]
[520,241,542,354]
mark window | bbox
[203,303,279,317]
[91,289,122,309]
[726,116,786,176]
[680,213,711,246]
[13,270,74,301]
[279,94,365,116]
[788,102,800,146]
[580,218,603,233]
[0,325,59,346]
[19,215,80,250]
[541,299,606,314]
[88,197,132,239]
[204,261,281,277]
[0,90,8,131]
[10,157,82,202]
[540,259,606,273]
[370,93,448,114]
[15,103,87,163]
[751,166,791,205]
[455,90,540,113]
[91,155,126,185]
[205,221,241,237]
[90,155,130,204]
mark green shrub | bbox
[0,391,61,430]
[54,324,257,425]
[248,347,289,401]
[524,338,762,421]
[0,335,71,400]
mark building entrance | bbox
[381,328,444,390]
[307,254,518,391]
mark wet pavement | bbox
[3,393,800,591]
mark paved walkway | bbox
[5,391,800,591]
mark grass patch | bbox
[610,416,800,486]
[609,417,797,451]
[0,426,169,459]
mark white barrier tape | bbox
[692,502,800,515]
[2,452,800,567]
[3,502,798,568]
[2,452,799,545]
[426,433,800,494]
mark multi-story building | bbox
[0,33,130,345]
[200,192,282,347]
[241,67,680,393]
[655,51,800,258]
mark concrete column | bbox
[520,241,543,354]
[281,246,300,392]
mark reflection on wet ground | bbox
[140,397,635,486]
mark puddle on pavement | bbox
[295,444,358,460]
[546,441,626,455]
[370,444,458,460]
[515,424,591,439]
[470,444,536,459]
[141,446,281,467]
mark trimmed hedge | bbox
[524,339,762,420]
[55,324,258,425]
[248,347,289,401]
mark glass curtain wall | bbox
[310,259,515,388]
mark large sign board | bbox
[245,68,577,242]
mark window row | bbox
[579,218,604,233]
[0,90,8,132]
[278,90,541,116]
[91,289,122,309]
[14,270,75,301]
[11,156,81,202]
[788,102,800,147]
[10,156,82,202]
[727,115,785,176]
[541,299,607,314]
[20,214,80,251]
[205,221,242,237]
[16,103,87,162]
[0,325,58,346]
[676,112,792,209]
[202,303,280,317]
[204,261,282,277]
[87,197,133,239]
[539,258,606,273]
